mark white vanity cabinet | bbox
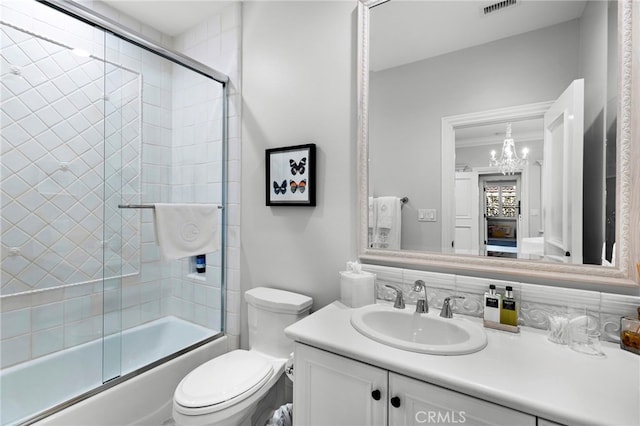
[388,373,535,426]
[293,343,536,426]
[293,342,387,425]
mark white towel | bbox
[376,196,400,229]
[371,197,402,250]
[368,196,375,228]
[153,203,219,260]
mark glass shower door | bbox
[0,7,110,422]
[101,31,139,383]
[1,1,226,423]
[101,31,226,383]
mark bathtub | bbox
[1,316,227,426]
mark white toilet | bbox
[172,287,312,426]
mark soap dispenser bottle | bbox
[196,254,206,273]
[483,284,501,323]
[500,286,518,326]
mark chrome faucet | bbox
[412,280,428,314]
[384,285,405,309]
[439,296,465,318]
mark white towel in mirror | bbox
[371,197,401,250]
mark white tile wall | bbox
[1,22,142,294]
[172,2,243,338]
[363,264,640,344]
[32,325,63,358]
[1,0,238,367]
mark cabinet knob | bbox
[390,396,401,408]
[371,389,381,400]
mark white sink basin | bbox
[350,304,487,355]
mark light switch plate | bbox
[418,209,437,222]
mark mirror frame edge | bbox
[357,0,639,289]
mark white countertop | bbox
[285,301,640,426]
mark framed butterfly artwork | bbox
[265,143,316,206]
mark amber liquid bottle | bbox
[620,307,640,355]
[500,286,518,326]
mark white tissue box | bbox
[340,271,375,308]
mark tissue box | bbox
[340,271,375,308]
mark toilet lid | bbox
[175,350,273,409]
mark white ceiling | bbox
[101,1,576,145]
[455,118,543,148]
[103,1,587,66]
[370,0,587,71]
[102,1,236,36]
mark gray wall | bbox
[240,1,357,347]
[236,2,618,351]
[370,19,581,252]
[580,0,609,264]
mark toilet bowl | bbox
[172,287,312,426]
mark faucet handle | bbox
[384,285,405,309]
[439,296,465,318]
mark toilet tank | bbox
[245,287,313,359]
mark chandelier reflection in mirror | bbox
[489,123,529,175]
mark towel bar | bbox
[118,204,224,209]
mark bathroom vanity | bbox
[285,302,640,426]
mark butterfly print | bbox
[273,180,286,195]
[289,157,307,175]
[290,180,306,194]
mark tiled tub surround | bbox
[1,22,142,293]
[90,0,244,341]
[0,1,242,423]
[0,271,223,369]
[1,0,228,371]
[363,264,640,344]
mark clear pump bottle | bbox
[483,284,501,323]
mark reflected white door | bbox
[454,171,479,255]
[542,79,584,263]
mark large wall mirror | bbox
[357,0,639,287]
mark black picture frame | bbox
[266,143,316,206]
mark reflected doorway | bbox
[480,175,521,258]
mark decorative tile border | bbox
[362,264,640,344]
[600,293,640,342]
[403,270,455,308]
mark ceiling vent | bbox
[483,0,518,15]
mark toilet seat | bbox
[174,350,274,415]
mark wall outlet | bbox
[418,209,437,222]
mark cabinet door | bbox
[388,373,536,426]
[293,343,387,426]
